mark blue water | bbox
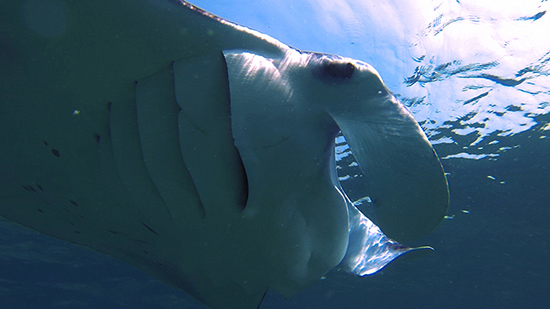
[1,0,549,308]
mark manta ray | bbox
[0,0,449,307]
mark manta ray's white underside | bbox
[0,1,448,307]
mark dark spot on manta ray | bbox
[69,200,78,207]
[22,184,44,192]
[21,185,36,193]
[321,61,355,79]
[141,221,159,235]
[43,141,61,157]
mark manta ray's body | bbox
[0,1,448,307]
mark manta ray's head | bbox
[218,47,448,297]
[225,48,448,243]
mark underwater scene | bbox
[1,0,549,308]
